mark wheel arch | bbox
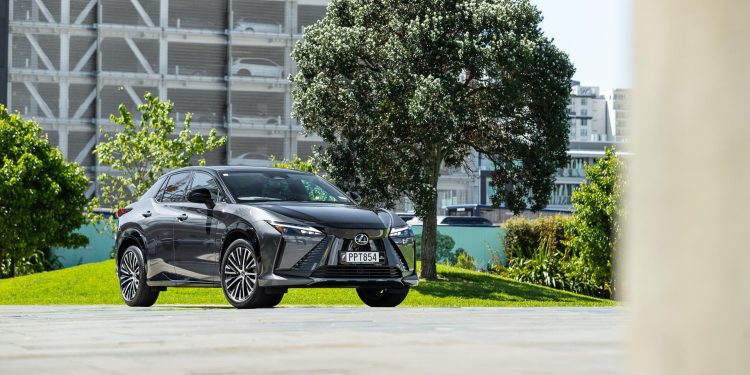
[117,228,147,263]
[221,223,261,265]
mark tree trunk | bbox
[9,257,15,278]
[420,202,438,280]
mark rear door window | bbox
[159,172,192,203]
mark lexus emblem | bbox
[354,233,369,245]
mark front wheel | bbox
[221,239,271,309]
[356,287,410,307]
[118,245,160,307]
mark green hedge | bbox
[500,215,609,298]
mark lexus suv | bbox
[115,167,418,308]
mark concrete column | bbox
[628,1,750,375]
[58,127,69,159]
[158,0,167,98]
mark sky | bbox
[530,0,632,91]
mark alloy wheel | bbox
[223,246,258,303]
[119,249,140,301]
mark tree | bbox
[291,0,574,279]
[271,155,320,174]
[566,147,624,298]
[0,105,90,277]
[415,232,455,264]
[95,93,226,210]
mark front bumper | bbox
[258,272,419,288]
[254,220,419,288]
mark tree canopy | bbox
[291,0,574,279]
[0,106,90,277]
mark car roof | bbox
[171,166,312,175]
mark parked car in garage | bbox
[231,115,280,127]
[228,152,273,167]
[231,58,284,78]
[234,18,282,33]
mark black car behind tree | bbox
[115,167,418,308]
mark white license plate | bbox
[343,251,380,264]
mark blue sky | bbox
[530,0,632,91]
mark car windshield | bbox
[221,171,353,204]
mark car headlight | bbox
[390,225,414,244]
[267,221,325,243]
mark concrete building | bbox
[1,0,329,196]
[567,82,610,142]
[606,88,631,142]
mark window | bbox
[581,108,588,116]
[189,172,224,203]
[221,171,352,203]
[580,129,588,137]
[160,172,191,203]
[581,118,588,126]
[581,98,588,105]
[141,176,167,200]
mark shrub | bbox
[566,147,624,298]
[502,216,569,261]
[415,233,456,264]
[454,250,476,270]
[0,106,90,278]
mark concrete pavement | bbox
[0,306,624,374]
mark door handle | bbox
[142,211,152,218]
[177,213,188,221]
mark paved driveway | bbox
[0,306,624,374]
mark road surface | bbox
[0,306,624,374]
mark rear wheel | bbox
[356,287,410,307]
[221,239,271,309]
[118,245,159,307]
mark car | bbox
[230,115,280,127]
[230,58,284,78]
[234,18,282,33]
[439,216,494,227]
[115,167,418,309]
[228,152,274,167]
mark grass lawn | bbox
[0,260,613,307]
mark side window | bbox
[160,172,191,203]
[189,172,224,202]
[141,176,167,200]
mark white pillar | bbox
[629,1,750,374]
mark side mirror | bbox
[347,191,361,202]
[187,188,215,209]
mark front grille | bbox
[290,236,329,271]
[311,265,402,279]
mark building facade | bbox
[1,1,630,213]
[607,88,631,142]
[3,0,328,196]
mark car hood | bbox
[254,203,388,229]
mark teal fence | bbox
[51,222,116,268]
[410,225,507,270]
[51,223,508,271]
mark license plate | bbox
[342,251,380,264]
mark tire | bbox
[356,287,410,307]
[118,245,160,307]
[221,239,270,309]
[263,293,284,308]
